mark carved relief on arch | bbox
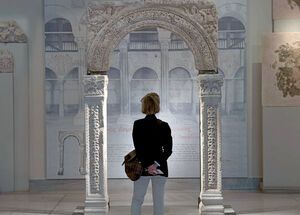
[0,49,14,73]
[87,1,218,72]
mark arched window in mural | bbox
[45,68,59,116]
[130,67,159,114]
[168,67,193,114]
[63,68,79,116]
[218,16,245,49]
[108,67,121,116]
[45,18,78,52]
[233,67,245,112]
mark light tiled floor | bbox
[1,179,300,215]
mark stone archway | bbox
[84,1,224,214]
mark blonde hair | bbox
[141,92,160,115]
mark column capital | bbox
[83,75,108,97]
[197,74,223,97]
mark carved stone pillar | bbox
[198,74,224,215]
[83,75,109,215]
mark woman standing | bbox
[131,92,173,215]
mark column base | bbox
[199,192,224,215]
[84,196,108,215]
[224,205,236,215]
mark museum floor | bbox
[1,179,300,215]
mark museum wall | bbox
[246,0,272,179]
[262,0,300,190]
[0,69,14,192]
[0,0,46,180]
[0,0,285,191]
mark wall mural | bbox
[44,0,247,179]
[273,0,300,19]
[262,33,300,106]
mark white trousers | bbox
[131,176,167,215]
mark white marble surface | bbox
[1,179,300,214]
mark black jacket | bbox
[132,114,173,177]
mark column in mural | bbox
[158,29,170,112]
[119,37,130,117]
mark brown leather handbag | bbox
[122,149,143,181]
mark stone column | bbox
[197,74,224,215]
[83,75,109,215]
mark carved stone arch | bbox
[87,2,218,72]
[84,1,226,214]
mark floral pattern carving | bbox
[87,1,217,72]
[88,105,103,193]
[83,75,108,96]
[198,74,223,96]
[0,21,26,43]
[0,49,14,73]
[87,2,125,43]
[207,105,217,189]
[271,41,300,97]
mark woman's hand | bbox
[147,163,158,175]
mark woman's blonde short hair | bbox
[141,92,160,115]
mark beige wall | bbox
[0,0,46,180]
[246,0,272,178]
